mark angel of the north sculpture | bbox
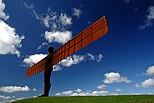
[26,16,108,97]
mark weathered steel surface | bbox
[26,16,108,78]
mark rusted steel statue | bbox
[26,16,108,97]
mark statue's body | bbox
[39,46,54,97]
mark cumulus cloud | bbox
[58,54,85,67]
[55,89,109,96]
[103,72,131,84]
[97,84,106,90]
[75,88,82,93]
[139,6,154,29]
[0,0,24,57]
[0,95,11,100]
[0,95,24,103]
[23,54,47,67]
[0,0,9,20]
[53,54,85,71]
[146,65,154,75]
[9,97,24,103]
[62,90,73,95]
[72,8,82,18]
[0,85,30,93]
[0,20,25,57]
[70,90,109,96]
[53,53,103,71]
[136,78,154,88]
[45,31,72,44]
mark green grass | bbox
[13,95,154,103]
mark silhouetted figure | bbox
[39,46,54,97]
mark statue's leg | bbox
[44,68,52,96]
[39,68,52,97]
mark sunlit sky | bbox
[0,0,154,102]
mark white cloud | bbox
[53,65,62,72]
[90,90,109,96]
[87,53,103,62]
[25,5,72,29]
[59,13,72,26]
[62,90,73,95]
[74,90,109,96]
[103,72,131,84]
[42,15,52,28]
[0,95,11,100]
[139,6,154,29]
[136,78,154,88]
[115,88,122,92]
[97,84,106,90]
[0,95,25,103]
[53,54,85,71]
[53,53,103,71]
[55,93,61,96]
[38,12,71,30]
[37,42,48,50]
[0,85,30,93]
[45,31,72,44]
[23,54,47,67]
[0,0,9,20]
[24,2,34,10]
[147,6,154,20]
[59,55,85,67]
[33,88,37,91]
[0,20,24,57]
[0,1,24,57]
[72,8,82,18]
[55,89,109,96]
[75,88,82,93]
[9,97,24,103]
[33,11,57,29]
[0,95,12,103]
[146,65,154,75]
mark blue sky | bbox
[0,0,154,102]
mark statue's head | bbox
[48,46,54,53]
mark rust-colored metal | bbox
[26,16,108,78]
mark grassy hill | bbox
[13,95,154,103]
